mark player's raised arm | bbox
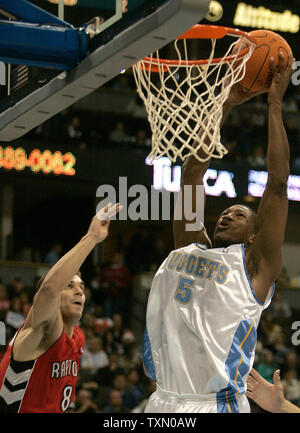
[173,84,259,250]
[18,204,121,338]
[245,53,293,304]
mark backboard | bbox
[0,0,210,141]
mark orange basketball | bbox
[234,29,293,92]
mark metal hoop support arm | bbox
[0,0,101,69]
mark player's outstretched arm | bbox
[246,54,293,304]
[247,368,300,413]
[173,84,259,250]
[22,203,121,333]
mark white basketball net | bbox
[132,31,256,163]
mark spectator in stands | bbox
[103,329,121,356]
[5,297,25,331]
[119,342,141,374]
[282,369,300,406]
[282,350,300,378]
[256,349,278,384]
[110,313,135,352]
[80,336,109,381]
[100,253,131,319]
[81,311,96,331]
[269,291,292,328]
[19,290,31,316]
[127,368,143,403]
[259,311,282,347]
[73,388,99,413]
[94,305,113,336]
[102,389,129,413]
[98,352,123,388]
[0,285,10,321]
[109,121,129,143]
[7,276,24,299]
[253,339,264,367]
[44,242,63,265]
[270,332,289,370]
[109,372,140,411]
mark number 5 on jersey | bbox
[175,277,194,304]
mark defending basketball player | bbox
[0,203,121,413]
[143,52,293,413]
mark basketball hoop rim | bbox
[136,25,257,70]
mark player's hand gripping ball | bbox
[233,29,293,93]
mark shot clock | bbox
[0,145,76,176]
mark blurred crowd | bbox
[26,74,300,171]
[1,260,300,412]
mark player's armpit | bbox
[30,285,62,326]
[16,282,62,336]
[13,292,63,362]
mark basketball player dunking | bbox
[143,53,294,413]
[0,203,121,413]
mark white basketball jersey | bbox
[143,243,274,410]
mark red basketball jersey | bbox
[0,325,85,413]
